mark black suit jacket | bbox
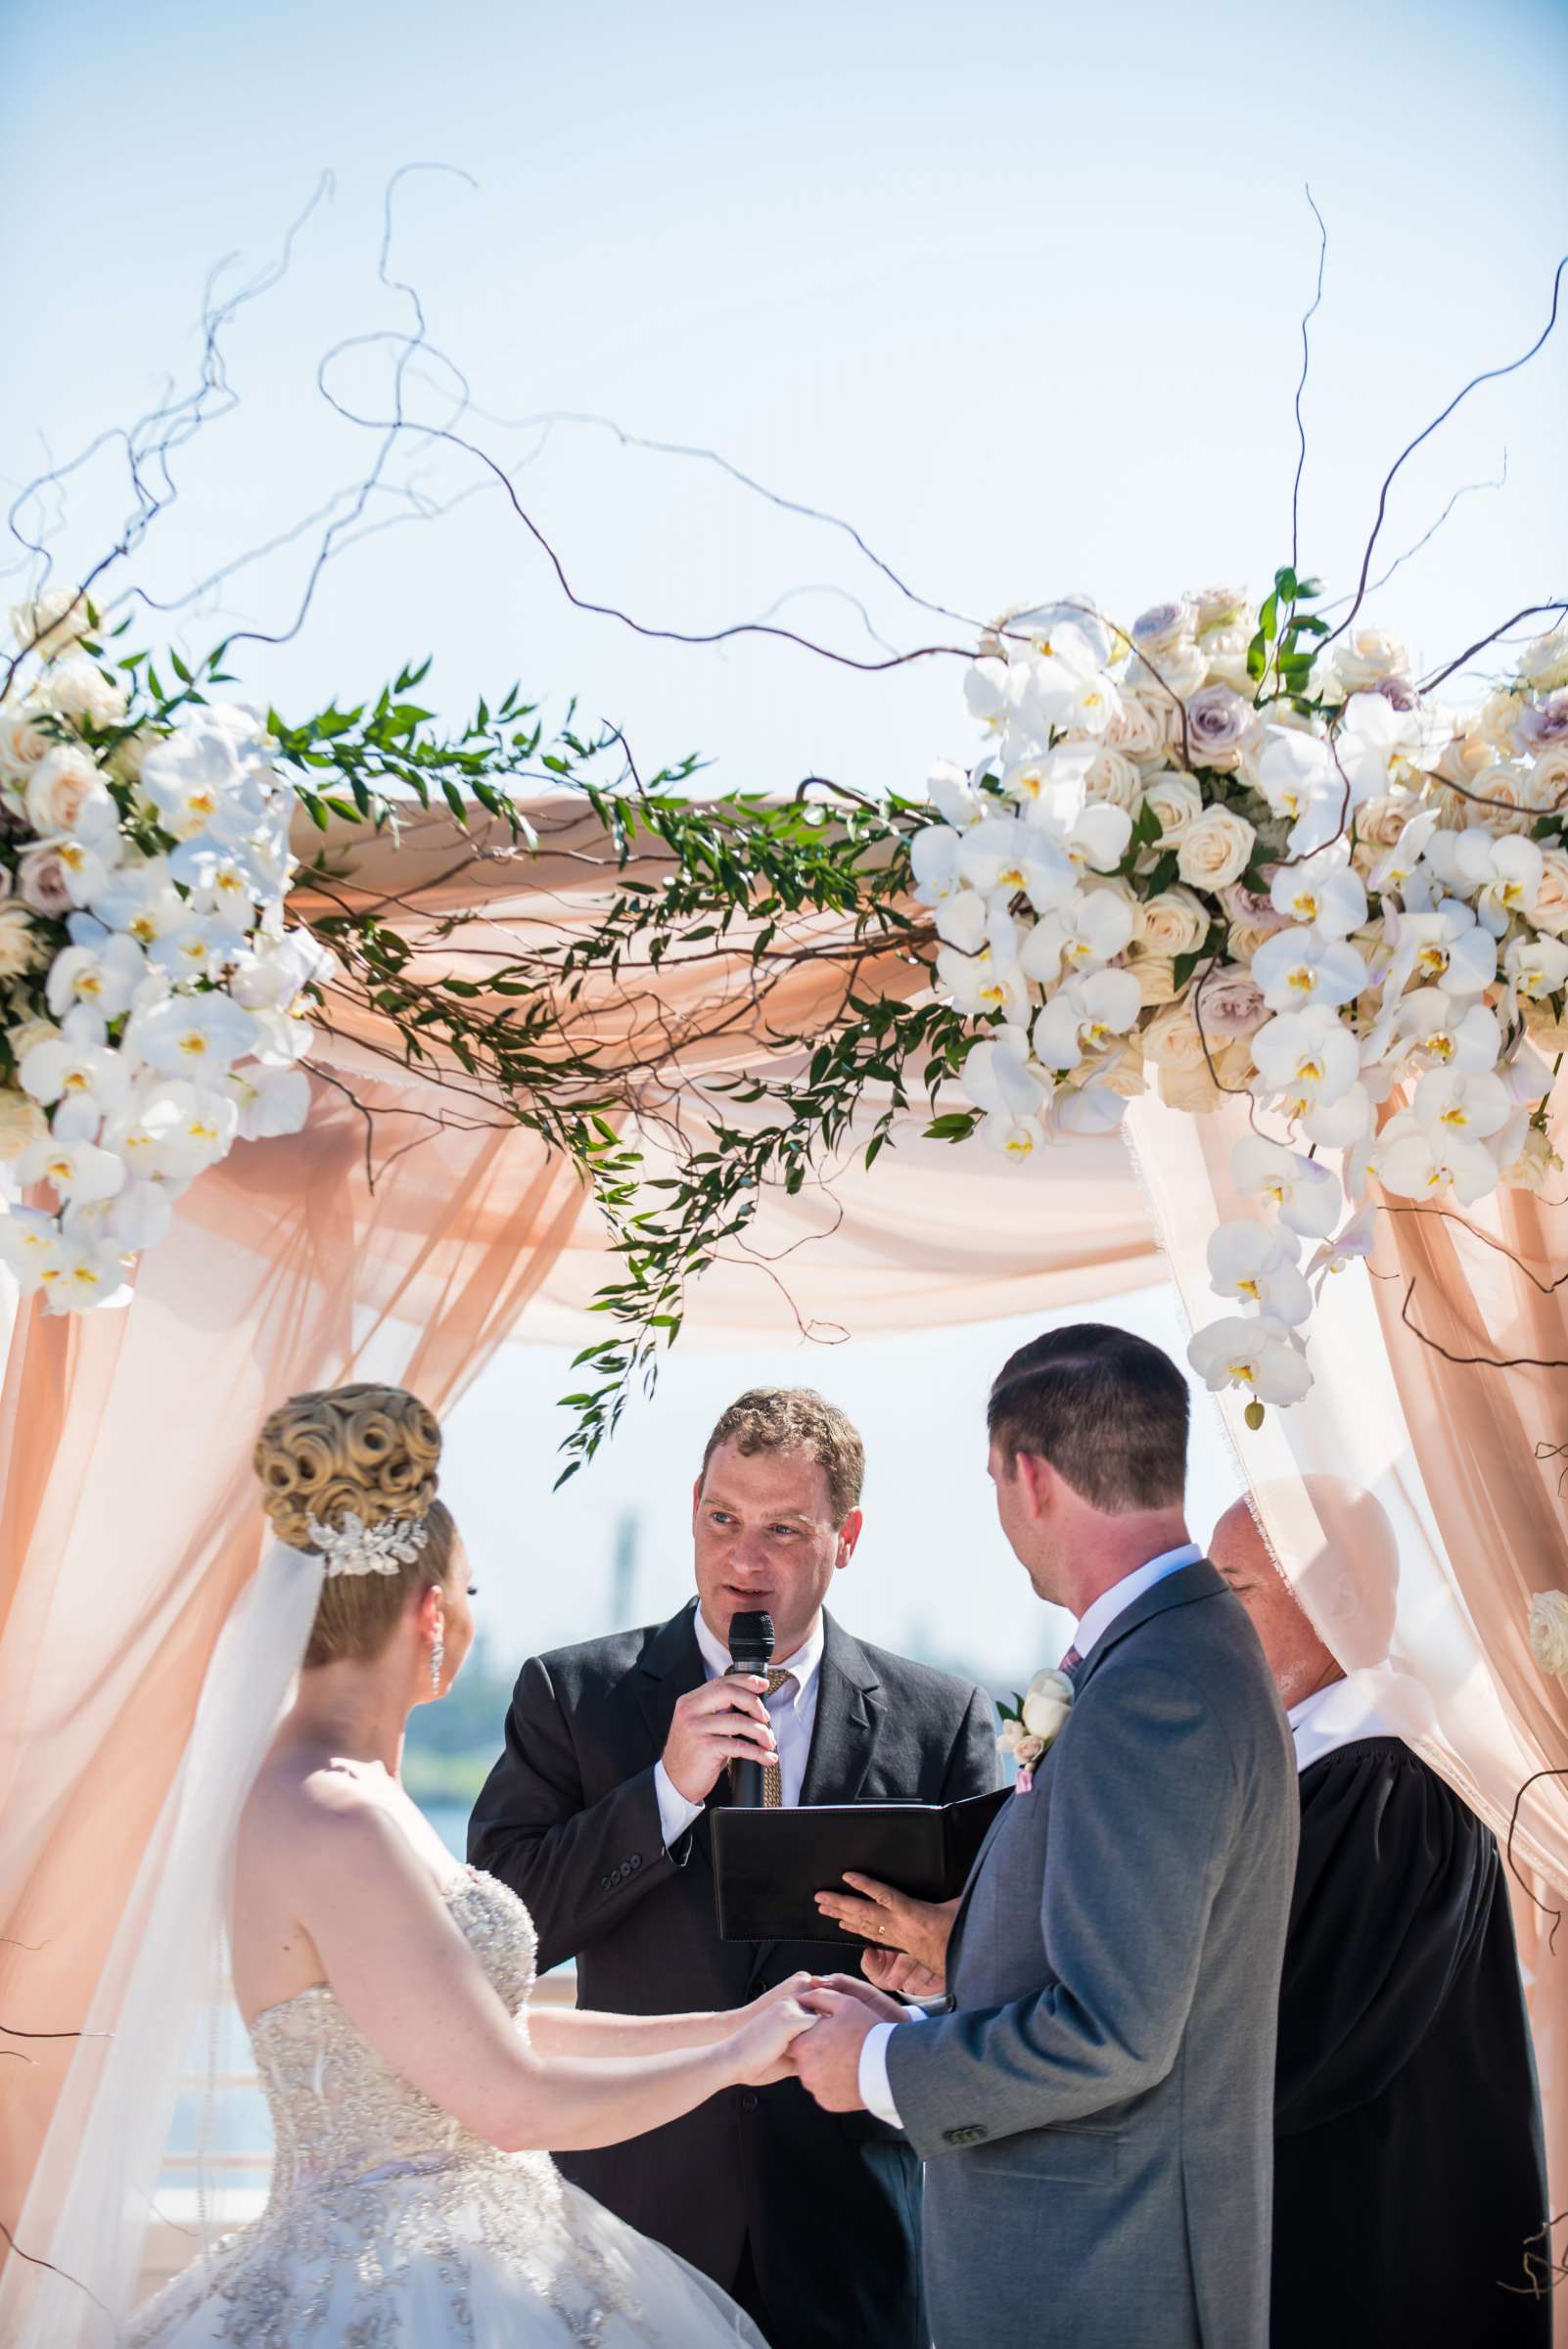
[469,1600,1000,2349]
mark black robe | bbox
[1273,1734,1550,2349]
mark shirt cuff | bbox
[652,1759,704,1849]
[858,2020,907,2128]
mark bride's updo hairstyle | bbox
[254,1382,459,1668]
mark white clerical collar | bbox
[692,1604,824,1710]
[1288,1676,1400,1774]
[1073,1543,1203,1662]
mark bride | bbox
[122,1383,812,2347]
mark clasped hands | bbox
[739,1874,957,2114]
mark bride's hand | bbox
[728,1996,816,2088]
[736,1971,814,2032]
[801,1972,907,2026]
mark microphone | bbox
[726,1609,775,1808]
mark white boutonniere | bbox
[996,1667,1075,1793]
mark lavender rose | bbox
[1183,683,1255,773]
[17,846,74,917]
[1192,962,1268,1036]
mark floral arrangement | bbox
[0,590,325,1312]
[996,1666,1075,1791]
[915,576,1567,1413]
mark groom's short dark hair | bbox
[988,1323,1188,1512]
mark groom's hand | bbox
[792,1987,876,2112]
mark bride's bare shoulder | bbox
[241,1748,404,1872]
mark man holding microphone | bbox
[470,1387,999,2349]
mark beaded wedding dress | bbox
[129,1866,765,2349]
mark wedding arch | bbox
[2,230,1566,2324]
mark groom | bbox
[795,1325,1298,2349]
[470,1387,999,2349]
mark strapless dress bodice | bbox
[249,1865,543,2201]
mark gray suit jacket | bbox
[887,1559,1297,2349]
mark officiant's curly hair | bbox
[988,1324,1188,1513]
[254,1383,461,1666]
[700,1388,864,1524]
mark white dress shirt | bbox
[856,1541,1203,2128]
[652,1606,826,1848]
[1287,1676,1398,1773]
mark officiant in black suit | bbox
[470,1387,1001,2349]
[1211,1494,1549,2349]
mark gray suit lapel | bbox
[1072,1557,1225,1696]
[945,1562,1225,1985]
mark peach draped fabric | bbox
[0,804,1158,2274]
[1129,1083,1568,2316]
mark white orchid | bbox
[37,1240,132,1315]
[927,760,985,830]
[981,1111,1048,1160]
[1301,1081,1374,1151]
[1206,1220,1313,1325]
[1503,931,1568,1003]
[1230,1134,1342,1238]
[1254,727,1342,854]
[1252,1006,1360,1117]
[147,914,238,984]
[17,1131,127,1205]
[1032,967,1142,1071]
[1426,828,1544,936]
[911,823,962,906]
[1390,903,1497,996]
[89,856,186,945]
[124,992,262,1078]
[1379,1122,1499,1205]
[1019,887,1135,986]
[167,837,265,934]
[0,1205,69,1290]
[963,657,1015,738]
[1268,849,1366,940]
[226,928,333,1013]
[1365,808,1440,898]
[63,1179,173,1256]
[1249,927,1366,1013]
[1187,1313,1313,1406]
[1392,991,1501,1075]
[133,1082,242,1178]
[1046,802,1134,874]
[50,831,122,907]
[1334,691,1426,801]
[955,815,1038,898]
[1411,1066,1513,1143]
[1004,741,1096,826]
[44,933,145,1023]
[19,1036,130,1140]
[228,1062,311,1142]
[1306,1202,1379,1287]
[962,1025,1052,1121]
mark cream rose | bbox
[1463,759,1541,836]
[1530,849,1568,938]
[0,1084,47,1163]
[1021,1668,1075,1746]
[1099,1035,1148,1098]
[1082,747,1144,815]
[1334,623,1409,693]
[1526,743,1568,816]
[1142,771,1203,844]
[1176,806,1256,892]
[0,699,57,776]
[10,587,95,663]
[1157,1057,1222,1113]
[1518,626,1568,693]
[1500,1126,1562,1195]
[1140,886,1209,957]
[1129,950,1180,1005]
[40,655,129,731]
[1528,1589,1568,1681]
[1107,691,1172,764]
[1141,1000,1212,1071]
[1132,641,1210,704]
[25,745,108,839]
[0,903,47,979]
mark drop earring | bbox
[430,1632,445,1694]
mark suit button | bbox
[599,1875,612,1891]
[629,1854,642,1871]
[945,2124,987,2145]
[740,2093,759,2112]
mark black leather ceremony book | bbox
[711,1787,1011,1944]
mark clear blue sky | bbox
[6,0,1565,1679]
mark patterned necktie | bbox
[735,1667,798,1807]
[1058,1642,1084,1676]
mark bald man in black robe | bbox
[1212,1497,1549,2349]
